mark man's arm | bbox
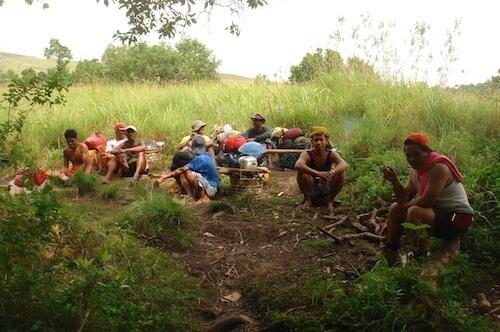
[329,151,348,175]
[123,141,146,153]
[241,128,252,139]
[382,167,416,204]
[177,135,192,150]
[407,164,450,208]
[63,149,70,168]
[295,151,319,177]
[154,166,189,186]
[254,127,272,142]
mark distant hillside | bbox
[0,51,253,82]
[0,52,77,73]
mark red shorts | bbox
[432,207,474,240]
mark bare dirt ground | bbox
[177,171,384,331]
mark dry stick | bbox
[294,233,300,247]
[324,215,349,232]
[378,221,387,235]
[367,208,381,234]
[338,232,385,243]
[307,222,342,241]
[77,310,90,332]
[224,264,236,277]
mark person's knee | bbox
[297,171,312,183]
[407,206,423,222]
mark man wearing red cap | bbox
[381,133,474,265]
[100,123,128,182]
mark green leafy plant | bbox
[68,172,99,196]
[123,191,192,250]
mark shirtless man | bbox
[104,125,147,182]
[295,126,348,214]
[59,129,93,181]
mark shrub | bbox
[68,172,99,196]
[123,191,193,250]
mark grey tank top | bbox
[411,170,474,215]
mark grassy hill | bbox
[0,51,253,82]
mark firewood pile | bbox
[309,207,389,244]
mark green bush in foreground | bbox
[246,261,491,331]
[123,190,193,250]
[0,188,199,331]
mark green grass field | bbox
[1,66,499,330]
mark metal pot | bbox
[238,156,258,170]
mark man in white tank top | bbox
[381,133,474,266]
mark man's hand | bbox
[154,178,163,188]
[381,166,398,183]
[317,171,334,182]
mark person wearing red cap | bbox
[100,123,128,182]
[381,133,474,265]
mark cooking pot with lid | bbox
[238,156,258,170]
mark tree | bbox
[289,48,344,83]
[100,40,219,83]
[176,39,220,81]
[14,0,269,44]
[73,59,106,84]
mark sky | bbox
[0,0,499,85]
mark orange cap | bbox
[406,132,429,146]
[115,123,126,130]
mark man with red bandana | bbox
[381,133,474,265]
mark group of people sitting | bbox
[54,113,474,263]
[59,123,148,183]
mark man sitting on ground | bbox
[154,135,219,204]
[99,123,127,175]
[59,129,93,181]
[102,125,147,182]
[295,126,348,215]
[177,120,215,157]
[381,133,474,265]
[242,113,272,144]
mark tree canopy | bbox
[15,0,268,43]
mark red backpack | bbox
[84,132,107,150]
[282,128,304,140]
[221,136,247,153]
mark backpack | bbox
[283,128,304,140]
[84,132,107,150]
[221,136,247,153]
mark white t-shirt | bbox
[106,138,127,152]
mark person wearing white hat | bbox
[177,120,215,157]
[104,125,147,182]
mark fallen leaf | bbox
[274,230,289,240]
[203,232,215,238]
[222,291,242,302]
[277,191,284,197]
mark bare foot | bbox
[101,176,111,184]
[301,201,312,210]
[439,238,460,265]
[195,197,210,205]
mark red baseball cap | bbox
[115,123,126,130]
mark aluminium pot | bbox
[238,156,258,170]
